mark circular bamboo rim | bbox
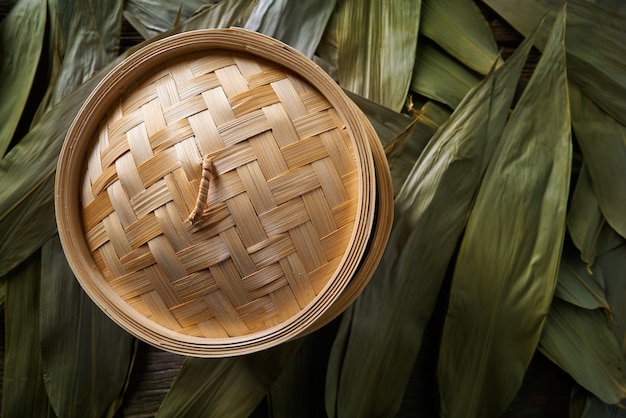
[55,28,388,357]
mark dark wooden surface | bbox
[1,1,570,417]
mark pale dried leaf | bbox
[336,0,420,111]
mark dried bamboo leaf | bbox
[40,235,135,418]
[244,0,336,58]
[420,0,501,75]
[268,325,338,418]
[597,243,626,354]
[335,0,421,111]
[539,299,626,405]
[555,241,609,310]
[324,22,537,418]
[569,82,626,240]
[437,7,571,417]
[156,342,300,417]
[384,101,451,193]
[124,0,208,39]
[0,2,257,276]
[164,0,258,33]
[484,0,626,126]
[410,37,482,109]
[577,394,626,418]
[2,252,52,417]
[567,164,624,265]
[90,0,124,58]
[52,0,110,104]
[0,0,46,157]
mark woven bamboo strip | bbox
[171,270,218,302]
[236,161,277,213]
[124,212,161,249]
[248,131,288,179]
[127,124,153,165]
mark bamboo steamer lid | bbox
[55,28,392,357]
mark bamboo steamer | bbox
[55,28,392,357]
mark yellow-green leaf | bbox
[325,21,537,418]
[410,37,482,109]
[539,299,626,405]
[40,235,135,418]
[335,0,420,111]
[420,0,501,75]
[0,0,46,157]
[437,7,571,417]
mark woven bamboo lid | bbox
[55,28,391,357]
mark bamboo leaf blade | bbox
[90,0,124,58]
[244,0,336,58]
[597,243,626,356]
[156,342,300,417]
[40,235,135,418]
[0,0,47,157]
[410,37,483,109]
[437,7,571,417]
[335,0,421,111]
[2,253,52,417]
[420,0,501,75]
[555,240,609,310]
[268,325,338,418]
[569,82,626,240]
[567,163,624,265]
[51,0,110,104]
[539,299,626,405]
[123,0,209,39]
[484,0,626,127]
[0,174,56,277]
[325,22,538,418]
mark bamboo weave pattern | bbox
[80,50,359,338]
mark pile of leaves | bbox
[1,0,624,416]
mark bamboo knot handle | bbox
[188,156,215,224]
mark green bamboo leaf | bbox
[52,0,110,104]
[567,164,624,265]
[569,82,626,240]
[420,0,502,75]
[124,0,208,39]
[335,0,421,111]
[40,235,135,418]
[410,37,482,109]
[0,1,257,276]
[244,0,336,58]
[539,299,626,405]
[597,243,626,355]
[156,342,300,417]
[555,241,609,310]
[484,0,626,126]
[0,0,46,157]
[578,395,626,418]
[325,21,537,418]
[268,325,338,418]
[2,252,52,417]
[90,0,124,58]
[437,7,571,417]
[384,101,452,193]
